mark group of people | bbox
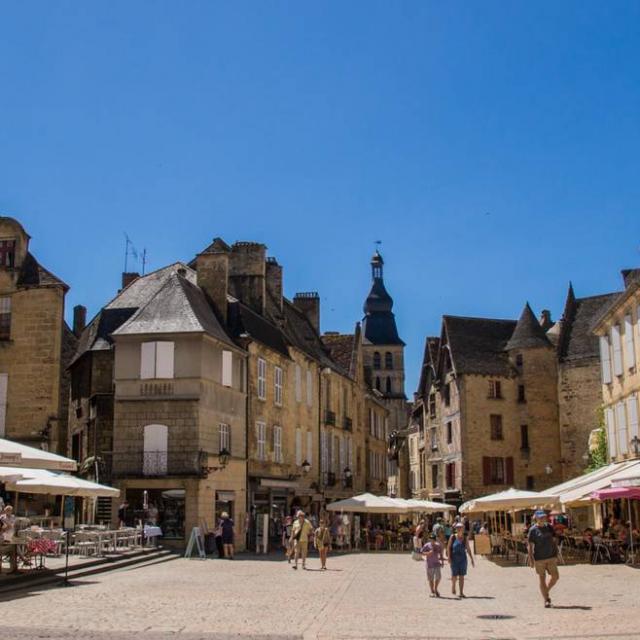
[283,511,332,570]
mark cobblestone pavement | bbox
[0,552,638,639]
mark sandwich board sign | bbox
[184,526,206,559]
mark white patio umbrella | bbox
[459,488,559,514]
[0,438,77,471]
[326,493,410,514]
[0,466,40,482]
[7,470,120,498]
[403,498,457,513]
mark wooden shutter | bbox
[155,342,174,379]
[307,431,313,464]
[605,408,617,458]
[611,325,623,376]
[505,457,514,485]
[599,336,612,384]
[0,373,7,437]
[627,395,639,440]
[295,428,302,466]
[624,315,636,369]
[140,342,156,379]
[222,350,233,387]
[482,456,491,485]
[616,402,628,455]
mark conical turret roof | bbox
[505,302,552,350]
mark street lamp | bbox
[545,464,553,475]
[630,436,640,457]
[301,459,311,474]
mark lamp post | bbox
[301,460,311,475]
[544,464,553,476]
[630,436,640,457]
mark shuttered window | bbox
[256,421,266,460]
[0,297,11,341]
[273,425,283,463]
[627,395,639,441]
[306,369,313,406]
[599,336,612,384]
[624,315,636,370]
[605,408,617,458]
[0,373,7,437]
[140,342,174,379]
[295,428,302,466]
[274,367,283,406]
[257,359,266,400]
[616,402,628,455]
[611,325,623,376]
[295,364,302,402]
[219,423,230,453]
[321,430,328,473]
[222,350,233,387]
[490,414,503,440]
[483,456,512,485]
[306,430,313,465]
[446,462,455,489]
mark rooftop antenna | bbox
[141,248,148,275]
[123,233,139,273]
[374,240,382,252]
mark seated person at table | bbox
[582,528,593,545]
[0,505,15,541]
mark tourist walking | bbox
[447,522,475,598]
[220,511,235,559]
[527,510,559,608]
[290,510,313,570]
[314,519,331,570]
[422,532,445,597]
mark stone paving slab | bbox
[0,552,638,639]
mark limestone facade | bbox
[0,216,75,453]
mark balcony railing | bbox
[112,449,203,478]
[324,410,336,426]
[343,416,353,431]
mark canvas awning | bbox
[0,438,77,471]
[6,469,120,498]
[0,466,39,482]
[391,498,457,513]
[541,460,640,508]
[326,493,410,514]
[459,488,559,514]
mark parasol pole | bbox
[628,499,635,565]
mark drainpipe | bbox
[244,354,250,551]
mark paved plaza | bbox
[0,552,638,640]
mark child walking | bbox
[421,531,445,597]
[314,519,332,570]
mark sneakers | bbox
[545,599,552,608]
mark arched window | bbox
[385,377,392,393]
[143,424,168,476]
[385,352,393,370]
[373,352,381,369]
[375,376,381,391]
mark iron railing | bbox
[111,449,203,478]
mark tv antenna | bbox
[124,233,148,274]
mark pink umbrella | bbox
[590,486,640,563]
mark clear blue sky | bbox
[1,1,639,394]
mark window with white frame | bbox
[295,428,303,466]
[257,358,267,400]
[306,369,313,406]
[256,421,266,460]
[219,423,230,453]
[627,394,639,441]
[0,373,7,437]
[222,350,233,387]
[273,425,283,463]
[143,424,168,476]
[611,324,623,376]
[306,430,313,465]
[295,364,302,402]
[616,402,629,455]
[140,341,175,379]
[624,314,636,370]
[599,336,612,384]
[274,366,283,406]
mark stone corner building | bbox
[0,215,76,453]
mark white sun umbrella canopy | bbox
[0,438,77,471]
[403,498,457,513]
[7,469,120,498]
[0,466,40,482]
[326,493,411,514]
[459,488,559,514]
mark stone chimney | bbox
[228,242,267,315]
[621,268,640,288]
[73,305,86,337]
[196,248,229,325]
[538,309,553,331]
[293,292,320,333]
[121,272,140,290]
[265,257,283,315]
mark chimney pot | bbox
[73,305,87,337]
[121,272,140,290]
[293,292,320,334]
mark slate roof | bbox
[112,273,236,347]
[321,333,357,377]
[228,299,290,358]
[504,303,551,350]
[558,292,620,362]
[17,252,69,291]
[443,316,517,377]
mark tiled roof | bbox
[228,299,290,358]
[113,273,236,347]
[443,316,517,377]
[559,293,620,362]
[321,333,357,376]
[504,303,551,350]
[17,252,69,291]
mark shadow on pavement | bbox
[551,604,592,610]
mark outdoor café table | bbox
[143,525,162,547]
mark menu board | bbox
[474,533,491,555]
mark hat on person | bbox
[453,522,464,529]
[296,510,305,517]
[534,509,548,520]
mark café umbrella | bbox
[6,469,120,497]
[326,493,410,514]
[590,486,640,564]
[0,437,77,471]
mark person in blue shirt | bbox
[447,522,475,598]
[527,510,559,608]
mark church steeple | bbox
[362,250,404,345]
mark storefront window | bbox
[127,488,185,539]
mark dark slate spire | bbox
[362,251,404,345]
[505,302,552,350]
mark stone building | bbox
[359,251,409,497]
[592,269,640,462]
[0,216,76,453]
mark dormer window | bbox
[0,239,16,267]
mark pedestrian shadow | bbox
[551,605,592,610]
[461,595,495,600]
